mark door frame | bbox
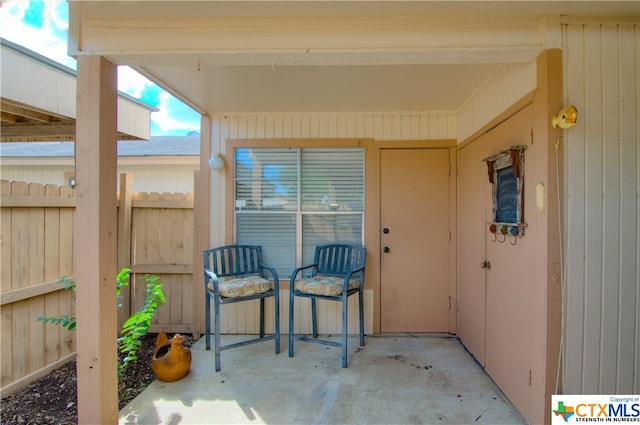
[369,140,457,334]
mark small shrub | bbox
[38,268,166,378]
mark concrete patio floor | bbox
[119,333,526,425]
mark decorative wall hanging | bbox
[483,145,527,242]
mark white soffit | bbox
[69,1,639,114]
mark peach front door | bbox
[380,149,451,333]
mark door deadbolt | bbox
[481,260,491,269]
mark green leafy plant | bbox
[38,268,166,378]
[38,276,77,330]
[117,271,165,377]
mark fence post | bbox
[192,115,212,339]
[117,173,134,329]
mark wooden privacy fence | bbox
[0,175,194,395]
[120,174,195,335]
[1,180,76,395]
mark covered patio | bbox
[119,334,525,424]
[59,2,640,424]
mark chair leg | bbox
[342,294,348,368]
[311,298,318,338]
[275,292,280,354]
[214,297,221,372]
[259,298,265,338]
[205,294,211,350]
[288,290,294,358]
[359,289,365,346]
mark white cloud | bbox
[117,66,154,98]
[152,91,200,134]
[0,0,75,69]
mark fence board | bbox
[117,174,134,325]
[45,184,62,363]
[1,181,12,293]
[1,305,13,386]
[11,182,29,290]
[26,184,46,374]
[0,279,68,305]
[28,296,46,372]
[58,187,75,358]
[11,300,29,382]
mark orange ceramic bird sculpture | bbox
[151,331,192,382]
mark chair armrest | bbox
[259,263,280,294]
[344,265,366,288]
[204,269,219,294]
[289,263,317,289]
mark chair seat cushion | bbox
[209,275,271,298]
[295,276,360,296]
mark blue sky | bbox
[0,0,201,136]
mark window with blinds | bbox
[235,147,364,278]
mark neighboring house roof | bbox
[0,135,200,158]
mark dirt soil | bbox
[1,333,194,425]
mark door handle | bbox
[481,260,491,269]
[383,246,390,253]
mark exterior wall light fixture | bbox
[208,154,225,171]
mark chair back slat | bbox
[203,245,263,278]
[314,244,366,277]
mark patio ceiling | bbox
[70,1,639,116]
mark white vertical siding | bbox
[210,112,456,145]
[0,165,73,188]
[457,63,537,143]
[562,22,639,394]
[0,164,197,193]
[118,164,197,193]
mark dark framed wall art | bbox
[483,145,527,239]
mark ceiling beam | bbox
[1,104,59,123]
[0,122,76,140]
[1,111,19,123]
[71,11,544,66]
[0,122,143,142]
[1,97,73,122]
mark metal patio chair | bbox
[288,243,367,367]
[203,245,280,371]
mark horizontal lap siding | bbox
[562,22,639,394]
